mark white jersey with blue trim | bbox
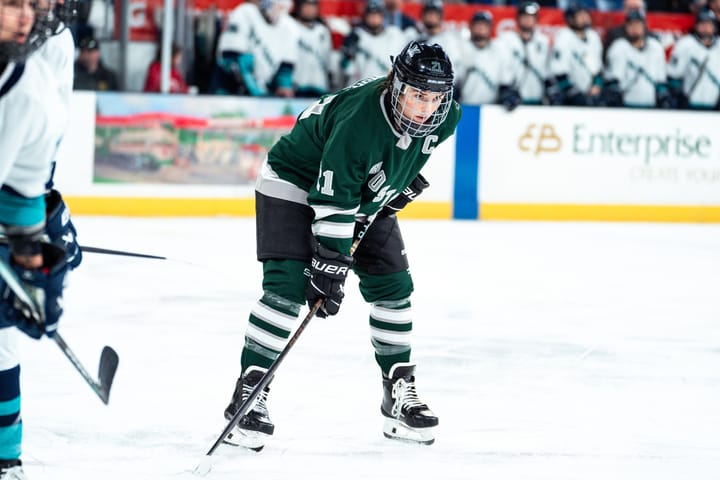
[38,27,74,117]
[342,25,407,87]
[550,26,603,92]
[457,39,504,104]
[0,57,64,198]
[667,34,720,108]
[498,29,551,103]
[292,18,333,93]
[605,36,666,107]
[37,26,75,187]
[216,1,259,55]
[217,3,299,91]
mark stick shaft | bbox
[0,237,166,260]
[206,300,322,456]
[79,245,166,260]
[53,333,111,404]
[0,257,116,405]
[203,217,372,457]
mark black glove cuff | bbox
[45,189,63,216]
[382,174,430,215]
[409,173,430,192]
[7,231,44,257]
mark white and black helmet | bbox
[48,0,81,33]
[389,41,454,138]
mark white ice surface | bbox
[14,217,720,480]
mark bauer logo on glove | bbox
[306,243,354,318]
[310,257,350,276]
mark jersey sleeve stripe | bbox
[256,158,310,205]
[312,204,359,220]
[311,220,354,239]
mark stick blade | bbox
[193,455,213,476]
[98,346,119,404]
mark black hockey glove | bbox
[566,87,592,107]
[5,226,43,258]
[656,86,676,110]
[544,78,564,106]
[498,85,522,112]
[340,31,359,62]
[1,243,68,339]
[381,174,429,216]
[306,243,354,318]
[45,189,82,270]
[667,77,688,109]
[601,79,623,107]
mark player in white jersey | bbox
[291,0,332,97]
[457,11,504,105]
[407,0,463,81]
[37,5,74,118]
[603,9,673,108]
[34,0,83,270]
[711,0,720,29]
[548,2,604,106]
[497,1,552,110]
[214,0,299,97]
[0,1,71,478]
[667,9,720,110]
[340,0,407,87]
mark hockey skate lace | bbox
[242,383,269,413]
[391,378,425,418]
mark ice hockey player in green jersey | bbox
[223,40,462,450]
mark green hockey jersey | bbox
[263,77,462,254]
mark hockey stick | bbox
[192,298,323,475]
[193,220,374,476]
[53,334,119,405]
[0,257,119,404]
[77,245,166,260]
[0,237,166,260]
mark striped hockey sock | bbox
[369,299,413,376]
[241,291,301,371]
[0,364,22,460]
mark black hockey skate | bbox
[223,366,274,452]
[381,362,438,445]
[0,459,26,480]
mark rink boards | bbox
[55,92,720,222]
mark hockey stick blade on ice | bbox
[0,237,166,260]
[193,298,323,476]
[54,335,119,405]
[194,225,372,476]
[0,257,119,404]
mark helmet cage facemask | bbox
[48,0,80,33]
[0,3,55,63]
[390,75,452,138]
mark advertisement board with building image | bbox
[93,93,308,186]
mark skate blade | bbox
[382,418,435,445]
[223,427,268,452]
